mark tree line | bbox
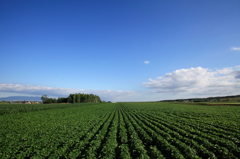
[41,93,102,104]
[159,94,240,102]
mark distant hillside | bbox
[0,96,41,101]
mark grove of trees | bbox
[41,93,102,104]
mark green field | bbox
[0,103,239,158]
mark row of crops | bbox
[0,103,104,115]
[0,102,239,158]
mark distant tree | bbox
[68,94,73,103]
[41,95,48,103]
[52,98,57,103]
[68,94,71,103]
[76,94,81,103]
[57,97,68,103]
[47,98,53,103]
[81,94,86,102]
[57,97,61,103]
[72,94,76,103]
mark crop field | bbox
[0,103,239,158]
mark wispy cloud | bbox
[144,61,150,64]
[143,66,240,96]
[230,47,240,51]
[0,84,138,102]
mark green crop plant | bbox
[0,102,239,158]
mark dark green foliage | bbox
[57,97,68,103]
[43,93,102,104]
[67,93,102,103]
[76,94,80,103]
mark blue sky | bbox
[1,0,240,102]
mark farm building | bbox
[23,101,31,104]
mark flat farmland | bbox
[0,103,239,158]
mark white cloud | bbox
[143,66,240,96]
[0,84,138,102]
[144,61,150,64]
[230,47,240,51]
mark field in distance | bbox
[0,102,239,158]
